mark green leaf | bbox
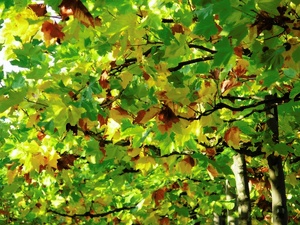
[256,0,281,14]
[167,72,185,88]
[292,46,300,62]
[212,38,233,67]
[274,143,293,155]
[193,17,217,39]
[0,89,26,113]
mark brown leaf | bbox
[41,20,65,45]
[183,155,196,167]
[134,110,146,124]
[207,164,219,179]
[234,46,243,58]
[160,217,170,225]
[99,71,110,89]
[79,118,88,131]
[221,79,242,95]
[28,4,47,17]
[57,153,78,170]
[97,114,108,127]
[134,107,160,124]
[59,0,101,27]
[157,105,179,125]
[171,23,184,35]
[152,188,167,207]
[142,71,150,80]
[37,131,46,141]
[224,126,241,148]
[205,148,216,157]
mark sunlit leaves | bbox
[1,0,300,224]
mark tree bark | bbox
[213,212,226,225]
[265,95,288,225]
[226,179,238,225]
[231,153,252,225]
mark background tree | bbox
[0,0,300,224]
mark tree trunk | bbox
[213,212,226,225]
[231,153,251,225]
[225,179,237,225]
[265,95,288,225]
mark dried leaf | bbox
[234,46,243,58]
[41,20,65,45]
[57,153,78,170]
[224,126,241,148]
[207,164,219,179]
[157,105,180,131]
[134,107,160,124]
[28,4,47,17]
[171,23,184,35]
[59,0,101,27]
[152,188,167,206]
[99,71,110,89]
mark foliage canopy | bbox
[0,0,300,224]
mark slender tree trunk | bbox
[265,95,288,225]
[231,153,251,225]
[213,212,226,225]
[226,179,237,225]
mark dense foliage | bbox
[0,0,300,224]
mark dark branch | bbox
[162,18,174,23]
[178,92,291,121]
[168,56,214,72]
[188,44,217,54]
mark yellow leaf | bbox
[120,71,133,88]
[134,107,160,124]
[109,106,131,123]
[26,113,40,128]
[7,169,18,184]
[135,156,156,174]
[68,105,86,125]
[176,160,192,174]
[197,80,217,102]
[105,118,121,140]
[31,153,45,171]
[47,149,60,169]
[286,173,298,187]
[128,148,141,157]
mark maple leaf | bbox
[59,0,101,27]
[159,217,170,225]
[57,153,78,170]
[99,71,110,89]
[152,188,167,207]
[171,23,184,35]
[41,20,65,45]
[221,79,242,96]
[134,107,160,124]
[157,105,180,132]
[234,46,243,58]
[176,156,194,174]
[207,164,219,179]
[97,114,108,127]
[224,126,241,149]
[28,4,47,17]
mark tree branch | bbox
[168,56,214,72]
[178,92,291,121]
[188,44,217,54]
